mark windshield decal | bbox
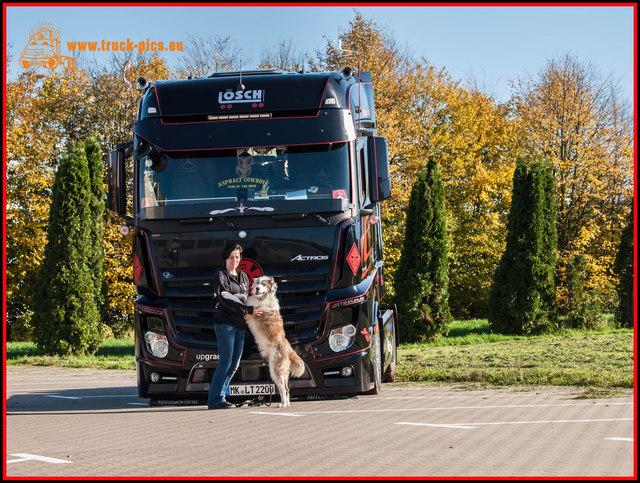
[209,203,275,216]
[218,177,268,190]
[332,189,348,200]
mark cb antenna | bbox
[237,67,245,91]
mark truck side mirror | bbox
[107,142,133,217]
[367,136,391,202]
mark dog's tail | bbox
[288,350,305,378]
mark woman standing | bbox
[207,243,263,409]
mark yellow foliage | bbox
[511,54,633,313]
[6,55,170,340]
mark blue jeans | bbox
[207,323,246,408]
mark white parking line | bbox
[246,401,631,417]
[396,418,633,429]
[261,401,631,416]
[7,453,72,464]
[604,437,634,442]
[396,422,478,429]
[248,411,305,417]
[379,393,539,400]
[45,394,138,400]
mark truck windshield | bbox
[138,143,350,210]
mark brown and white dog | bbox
[221,276,305,407]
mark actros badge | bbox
[291,254,329,262]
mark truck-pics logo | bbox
[20,22,75,70]
[218,89,265,106]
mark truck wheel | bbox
[367,326,382,395]
[63,57,75,69]
[382,320,397,382]
[45,57,57,69]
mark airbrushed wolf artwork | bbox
[108,68,398,404]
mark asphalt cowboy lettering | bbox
[218,177,268,189]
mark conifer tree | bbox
[85,137,107,327]
[613,207,634,328]
[565,254,601,329]
[394,158,451,342]
[488,157,557,334]
[31,142,102,355]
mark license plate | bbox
[228,384,276,396]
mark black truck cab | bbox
[108,69,398,403]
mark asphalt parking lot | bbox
[4,365,635,478]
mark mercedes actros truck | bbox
[108,68,398,403]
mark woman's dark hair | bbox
[222,243,243,263]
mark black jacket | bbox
[213,269,254,329]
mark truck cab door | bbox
[356,138,378,277]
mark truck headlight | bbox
[144,331,169,358]
[328,324,357,352]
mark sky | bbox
[4,3,636,103]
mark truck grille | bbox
[162,264,328,348]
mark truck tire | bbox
[382,316,397,382]
[367,326,382,395]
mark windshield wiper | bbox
[271,213,330,225]
[309,213,330,225]
[179,216,239,231]
[217,216,239,231]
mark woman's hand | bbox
[253,307,264,317]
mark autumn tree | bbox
[31,142,102,355]
[85,137,108,325]
[85,53,170,336]
[395,158,451,342]
[417,85,522,318]
[510,54,633,313]
[309,11,430,299]
[176,34,243,77]
[489,157,557,335]
[258,39,307,72]
[6,68,92,339]
[311,12,523,318]
[6,54,170,340]
[71,54,168,336]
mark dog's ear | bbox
[270,279,278,294]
